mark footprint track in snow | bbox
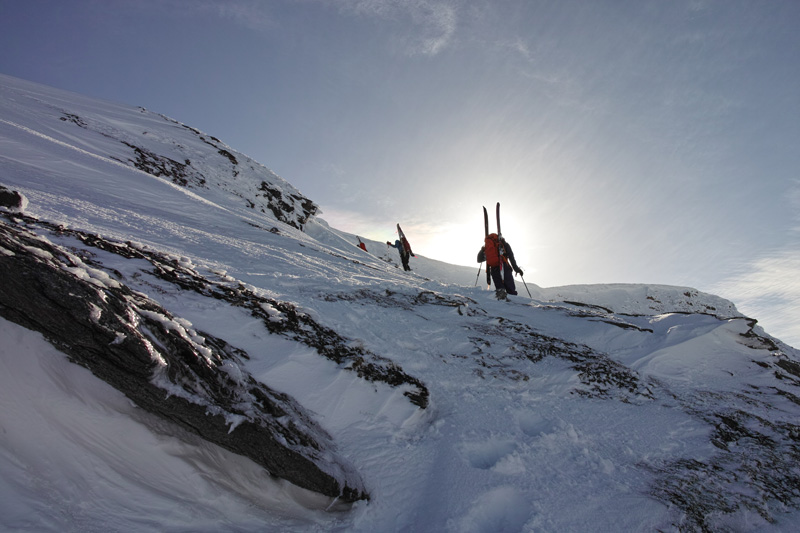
[457,412,561,474]
[459,439,518,471]
[516,411,560,439]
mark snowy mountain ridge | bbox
[0,73,317,230]
[2,73,800,532]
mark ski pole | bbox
[474,263,483,286]
[520,274,532,298]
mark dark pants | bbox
[400,252,411,271]
[490,263,517,295]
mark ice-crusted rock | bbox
[0,211,367,502]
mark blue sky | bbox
[1,0,799,345]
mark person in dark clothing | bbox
[478,233,523,299]
[387,239,412,271]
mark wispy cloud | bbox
[171,0,458,54]
[713,252,800,348]
[134,0,276,31]
[197,0,275,31]
[213,3,275,31]
[336,0,458,55]
[712,180,800,348]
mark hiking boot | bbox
[495,288,508,300]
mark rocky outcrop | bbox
[57,110,318,230]
[59,224,429,410]
[0,211,368,502]
[0,184,27,212]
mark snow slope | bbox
[2,73,800,532]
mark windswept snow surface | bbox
[3,74,800,532]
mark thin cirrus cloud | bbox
[713,251,800,349]
[194,0,458,55]
[194,0,277,31]
[333,0,458,55]
[712,181,800,348]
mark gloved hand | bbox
[514,266,524,276]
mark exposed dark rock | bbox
[562,300,614,314]
[66,228,428,409]
[469,318,654,401]
[321,288,653,401]
[648,403,800,531]
[59,113,87,128]
[0,185,26,212]
[57,110,317,231]
[218,148,238,166]
[119,141,207,188]
[1,211,428,410]
[256,181,318,230]
[0,215,368,502]
[556,301,654,332]
[323,289,480,316]
[777,358,800,379]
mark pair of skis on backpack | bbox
[358,225,414,257]
[397,224,414,257]
[483,203,505,299]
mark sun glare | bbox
[402,205,532,269]
[421,223,480,267]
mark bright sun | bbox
[404,207,528,269]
